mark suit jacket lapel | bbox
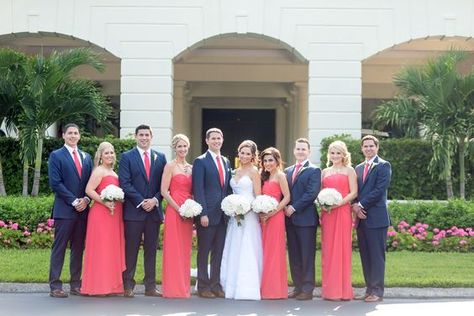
[205,151,220,183]
[292,161,309,185]
[133,148,148,182]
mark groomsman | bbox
[192,128,231,298]
[119,124,167,298]
[48,123,93,298]
[352,135,391,302]
[284,138,321,300]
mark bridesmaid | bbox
[161,134,193,298]
[81,142,125,296]
[320,140,357,300]
[259,147,291,299]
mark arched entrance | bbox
[0,32,121,137]
[173,34,308,164]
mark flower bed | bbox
[0,219,54,249]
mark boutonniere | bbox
[231,169,237,179]
[153,153,157,161]
[370,162,379,170]
[298,166,308,175]
[80,151,86,160]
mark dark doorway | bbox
[202,109,276,168]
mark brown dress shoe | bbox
[144,289,162,297]
[288,290,300,299]
[212,289,225,298]
[354,293,370,300]
[295,292,313,301]
[50,289,68,298]
[69,288,81,296]
[198,290,216,298]
[123,289,135,298]
[364,295,383,302]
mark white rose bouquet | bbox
[178,199,203,218]
[221,194,251,226]
[100,184,125,215]
[251,195,278,214]
[315,188,343,214]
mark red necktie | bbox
[362,162,370,182]
[216,155,225,187]
[72,149,82,178]
[144,151,151,180]
[292,163,302,183]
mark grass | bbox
[0,249,473,287]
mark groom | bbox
[284,138,321,300]
[352,135,391,302]
[119,124,167,298]
[192,127,231,298]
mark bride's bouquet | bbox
[100,184,125,215]
[178,199,203,218]
[251,195,278,214]
[315,188,342,214]
[221,194,251,226]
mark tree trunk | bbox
[22,160,29,196]
[445,157,454,199]
[31,135,44,197]
[0,155,7,196]
[458,138,466,200]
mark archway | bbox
[173,33,308,164]
[0,32,121,137]
[362,36,474,135]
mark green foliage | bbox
[0,136,135,195]
[0,196,53,228]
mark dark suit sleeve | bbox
[118,152,144,207]
[153,152,167,201]
[48,151,76,205]
[359,162,391,210]
[192,157,208,216]
[292,167,321,212]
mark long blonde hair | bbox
[327,140,351,167]
[94,141,115,167]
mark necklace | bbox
[175,159,191,174]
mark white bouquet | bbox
[251,195,278,214]
[315,188,343,214]
[178,199,203,218]
[221,194,251,226]
[100,184,124,215]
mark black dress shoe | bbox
[144,289,162,297]
[69,288,82,296]
[295,292,313,301]
[212,289,225,298]
[50,289,68,298]
[124,289,135,298]
[197,290,216,298]
[288,290,301,299]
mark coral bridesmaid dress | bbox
[321,173,353,300]
[260,180,288,299]
[81,175,125,295]
[161,173,193,298]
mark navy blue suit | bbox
[48,146,92,291]
[118,147,166,291]
[192,151,231,292]
[355,156,391,297]
[285,162,321,295]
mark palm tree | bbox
[374,49,474,199]
[0,47,111,196]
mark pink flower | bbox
[387,231,397,237]
[0,221,5,227]
[391,241,398,247]
[433,228,440,234]
[47,219,54,227]
[36,228,44,233]
[432,241,439,246]
[459,240,467,246]
[11,223,19,230]
[23,231,31,237]
[469,231,474,237]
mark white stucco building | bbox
[2,0,474,163]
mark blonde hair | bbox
[238,140,259,166]
[327,140,351,167]
[172,134,190,149]
[94,141,115,167]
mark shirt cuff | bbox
[358,202,365,209]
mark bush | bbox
[320,135,473,199]
[0,136,135,195]
[0,196,53,228]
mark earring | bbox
[99,159,102,165]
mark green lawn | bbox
[0,249,473,287]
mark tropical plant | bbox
[0,47,111,196]
[374,49,474,199]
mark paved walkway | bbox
[1,283,473,299]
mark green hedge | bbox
[0,136,135,195]
[0,196,53,229]
[320,135,473,200]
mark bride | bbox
[220,140,263,300]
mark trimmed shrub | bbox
[0,196,53,228]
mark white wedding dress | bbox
[220,175,263,300]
